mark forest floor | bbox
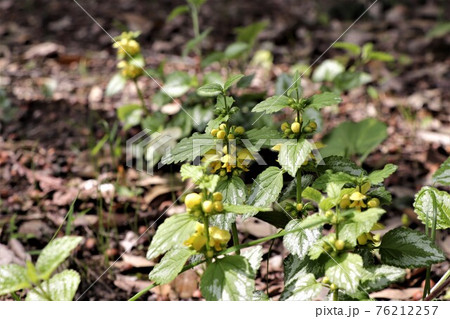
[0,0,449,300]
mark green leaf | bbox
[237,74,255,88]
[224,204,270,215]
[197,83,223,97]
[333,41,361,56]
[312,59,345,82]
[149,248,195,285]
[279,139,313,177]
[26,270,80,301]
[241,246,263,274]
[367,164,397,184]
[367,187,392,205]
[183,28,212,57]
[162,71,191,97]
[235,21,268,45]
[414,186,450,229]
[360,265,405,293]
[432,157,450,186]
[320,156,366,176]
[36,236,82,280]
[205,114,229,134]
[306,92,341,110]
[325,253,366,294]
[334,71,372,91]
[200,255,255,301]
[283,220,321,258]
[216,176,246,205]
[247,167,284,207]
[320,118,387,161]
[147,213,198,260]
[180,164,204,182]
[246,128,283,149]
[167,5,189,21]
[368,51,394,62]
[106,73,126,96]
[252,95,291,114]
[161,133,214,164]
[281,272,321,301]
[338,208,386,245]
[313,171,356,191]
[0,264,31,295]
[224,42,249,59]
[302,187,323,203]
[379,227,446,268]
[224,74,244,91]
[117,104,142,130]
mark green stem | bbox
[133,79,149,115]
[189,3,201,59]
[203,214,212,264]
[426,269,450,301]
[11,291,20,301]
[231,223,240,255]
[423,191,439,299]
[333,289,339,301]
[296,169,302,204]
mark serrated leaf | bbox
[302,187,323,203]
[245,128,283,149]
[197,83,223,97]
[338,208,386,245]
[247,167,284,207]
[36,236,82,280]
[281,272,321,301]
[283,220,321,258]
[333,42,361,55]
[205,114,229,134]
[224,204,270,215]
[216,176,246,205]
[241,246,263,274]
[379,227,446,268]
[432,157,450,185]
[0,264,30,295]
[149,248,195,285]
[106,73,126,96]
[252,95,290,114]
[320,156,366,176]
[180,164,204,182]
[161,133,214,164]
[224,74,244,91]
[26,270,80,301]
[325,253,365,295]
[367,163,397,184]
[306,92,341,110]
[367,187,392,205]
[237,74,254,88]
[147,213,198,260]
[360,265,405,293]
[200,255,255,301]
[313,171,356,190]
[414,186,450,229]
[279,139,313,177]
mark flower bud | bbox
[357,234,367,245]
[185,193,202,209]
[219,123,227,130]
[234,126,245,135]
[211,129,219,137]
[217,130,226,139]
[227,134,235,140]
[291,122,301,133]
[281,122,290,131]
[202,200,213,214]
[296,203,303,211]
[213,201,224,212]
[335,239,345,251]
[367,198,380,208]
[213,192,223,201]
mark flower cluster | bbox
[185,192,224,217]
[280,117,317,139]
[205,124,254,175]
[184,223,231,254]
[339,182,380,211]
[112,31,143,80]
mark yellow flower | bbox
[185,193,202,209]
[291,122,301,133]
[349,191,367,210]
[209,226,231,251]
[340,194,351,209]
